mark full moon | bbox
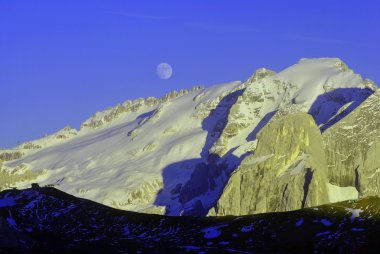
[156,63,173,80]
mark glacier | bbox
[1,57,378,216]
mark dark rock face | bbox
[179,162,227,204]
[1,187,380,253]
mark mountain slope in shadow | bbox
[308,87,374,132]
[1,186,380,253]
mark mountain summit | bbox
[1,58,378,216]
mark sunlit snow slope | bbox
[1,58,378,216]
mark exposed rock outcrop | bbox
[0,163,41,191]
[0,151,23,161]
[80,85,204,130]
[323,90,380,197]
[214,113,329,215]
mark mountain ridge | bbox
[1,57,379,216]
[1,186,380,253]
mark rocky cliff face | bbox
[212,87,378,216]
[2,58,379,216]
[208,59,378,216]
[213,113,330,215]
[323,90,380,198]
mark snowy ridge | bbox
[1,58,378,215]
[3,80,244,214]
[208,58,373,160]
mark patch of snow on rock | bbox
[346,208,363,222]
[201,224,228,239]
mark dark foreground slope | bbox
[0,187,379,253]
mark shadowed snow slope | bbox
[1,58,378,216]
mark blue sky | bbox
[1,0,379,148]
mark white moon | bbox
[156,63,173,79]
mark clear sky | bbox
[1,0,379,148]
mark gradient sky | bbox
[1,0,379,148]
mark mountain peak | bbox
[2,58,379,217]
[246,68,276,83]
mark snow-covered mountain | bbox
[1,58,378,216]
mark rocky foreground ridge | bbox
[1,58,379,216]
[1,186,380,253]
